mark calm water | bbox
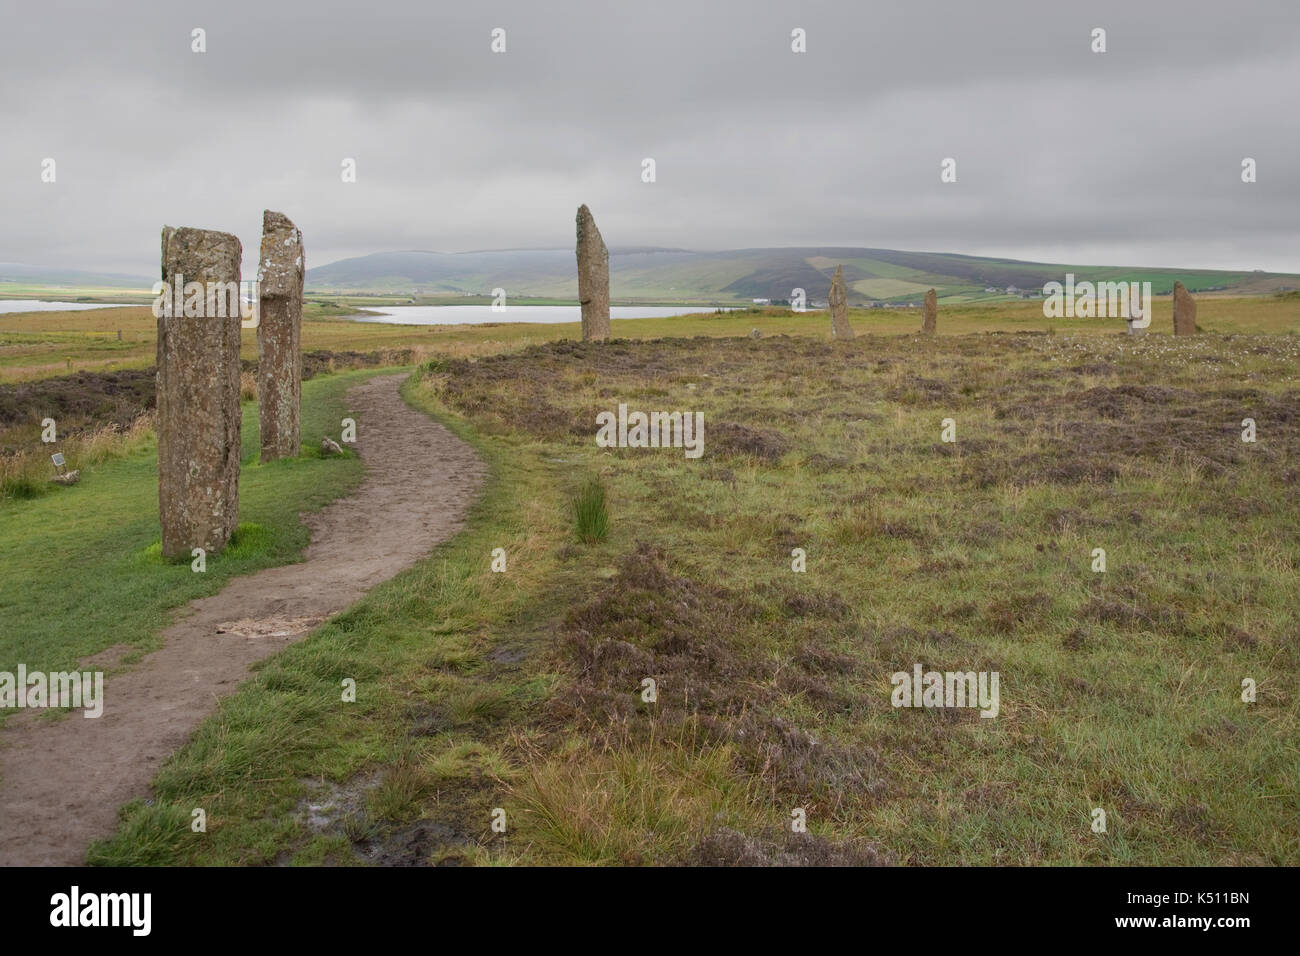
[0,299,137,314]
[350,304,731,326]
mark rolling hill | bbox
[5,249,1295,307]
[0,263,152,291]
[303,247,1300,304]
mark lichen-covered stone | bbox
[157,226,242,559]
[829,265,853,339]
[922,288,937,334]
[576,204,610,341]
[257,210,304,462]
[1173,281,1197,336]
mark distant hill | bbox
[305,248,1300,304]
[6,249,1296,305]
[0,263,151,290]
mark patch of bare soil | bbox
[0,374,485,865]
[0,349,415,432]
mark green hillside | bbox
[303,247,1300,304]
[7,248,1294,308]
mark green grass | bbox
[88,375,566,865]
[0,475,47,501]
[0,368,383,700]
[7,293,1300,384]
[9,295,1294,865]
[80,324,1300,867]
[572,477,610,543]
[436,333,1299,865]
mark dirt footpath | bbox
[0,373,485,865]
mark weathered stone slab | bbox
[157,226,242,559]
[1172,281,1197,336]
[829,265,853,339]
[257,210,304,462]
[576,204,610,341]
[922,288,937,334]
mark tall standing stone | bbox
[1172,281,1197,336]
[257,210,304,462]
[921,288,937,334]
[157,226,242,560]
[576,204,610,341]
[829,265,853,339]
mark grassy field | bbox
[68,313,1299,866]
[4,294,1299,384]
[0,369,385,718]
[0,284,153,302]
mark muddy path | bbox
[0,373,485,865]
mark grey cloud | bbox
[1,0,1296,276]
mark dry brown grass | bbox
[1,411,156,499]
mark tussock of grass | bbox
[366,758,434,824]
[87,801,200,867]
[572,477,609,543]
[508,725,753,865]
[0,474,48,500]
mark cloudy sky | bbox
[2,0,1297,277]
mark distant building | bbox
[752,298,770,305]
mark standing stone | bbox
[922,288,937,334]
[1172,281,1197,336]
[576,204,610,341]
[257,210,305,462]
[157,226,242,560]
[829,265,853,339]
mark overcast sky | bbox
[2,0,1297,277]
